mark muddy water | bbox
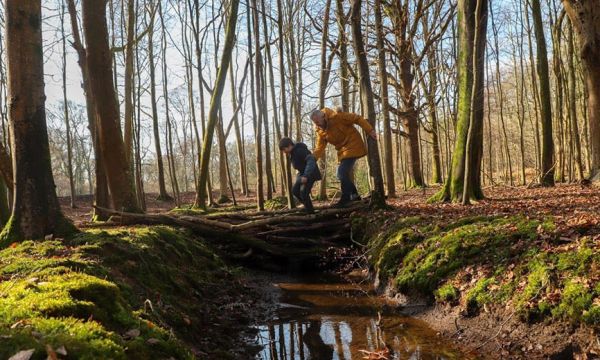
[255,276,477,360]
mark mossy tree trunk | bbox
[431,0,487,203]
[562,0,600,181]
[82,0,141,213]
[1,0,75,245]
[350,0,386,208]
[531,0,555,186]
[194,0,240,209]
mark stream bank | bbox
[353,211,600,359]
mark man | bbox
[311,108,377,207]
[279,137,322,214]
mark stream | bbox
[254,274,478,360]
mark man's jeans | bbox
[292,175,315,211]
[337,157,358,202]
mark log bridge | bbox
[93,203,365,259]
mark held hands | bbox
[301,176,308,184]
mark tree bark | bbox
[66,0,111,219]
[375,0,396,196]
[350,0,386,208]
[530,0,555,186]
[431,0,487,203]
[194,0,240,208]
[82,0,141,213]
[562,0,600,180]
[1,0,74,244]
[276,0,294,208]
[146,2,171,201]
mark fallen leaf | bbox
[8,349,35,360]
[55,346,68,356]
[124,329,141,339]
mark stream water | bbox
[255,275,477,360]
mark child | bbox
[279,137,322,213]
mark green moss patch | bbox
[365,215,600,327]
[0,226,246,359]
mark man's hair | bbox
[310,109,323,120]
[278,137,294,150]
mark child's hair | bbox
[278,137,294,150]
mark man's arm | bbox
[313,132,327,160]
[339,112,374,133]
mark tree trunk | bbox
[159,1,180,204]
[82,0,141,213]
[276,0,295,208]
[431,0,487,203]
[567,22,585,180]
[250,0,265,210]
[350,0,386,208]
[530,0,555,186]
[1,0,74,245]
[375,0,396,196]
[146,2,171,201]
[194,0,240,209]
[60,2,76,208]
[562,0,600,180]
[66,0,111,220]
[123,0,135,168]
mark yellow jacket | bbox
[313,107,374,162]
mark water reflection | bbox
[256,280,477,360]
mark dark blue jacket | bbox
[289,142,322,181]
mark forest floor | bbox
[27,184,599,359]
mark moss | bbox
[0,214,78,249]
[374,229,422,282]
[465,278,494,315]
[552,280,593,322]
[435,283,459,303]
[555,245,593,275]
[264,196,288,211]
[0,226,237,359]
[394,217,538,294]
[0,215,21,248]
[583,305,600,325]
[365,213,600,327]
[519,260,551,307]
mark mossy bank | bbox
[0,226,266,359]
[353,213,600,358]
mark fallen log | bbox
[93,206,306,257]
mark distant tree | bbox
[1,0,75,245]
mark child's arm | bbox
[302,154,318,179]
